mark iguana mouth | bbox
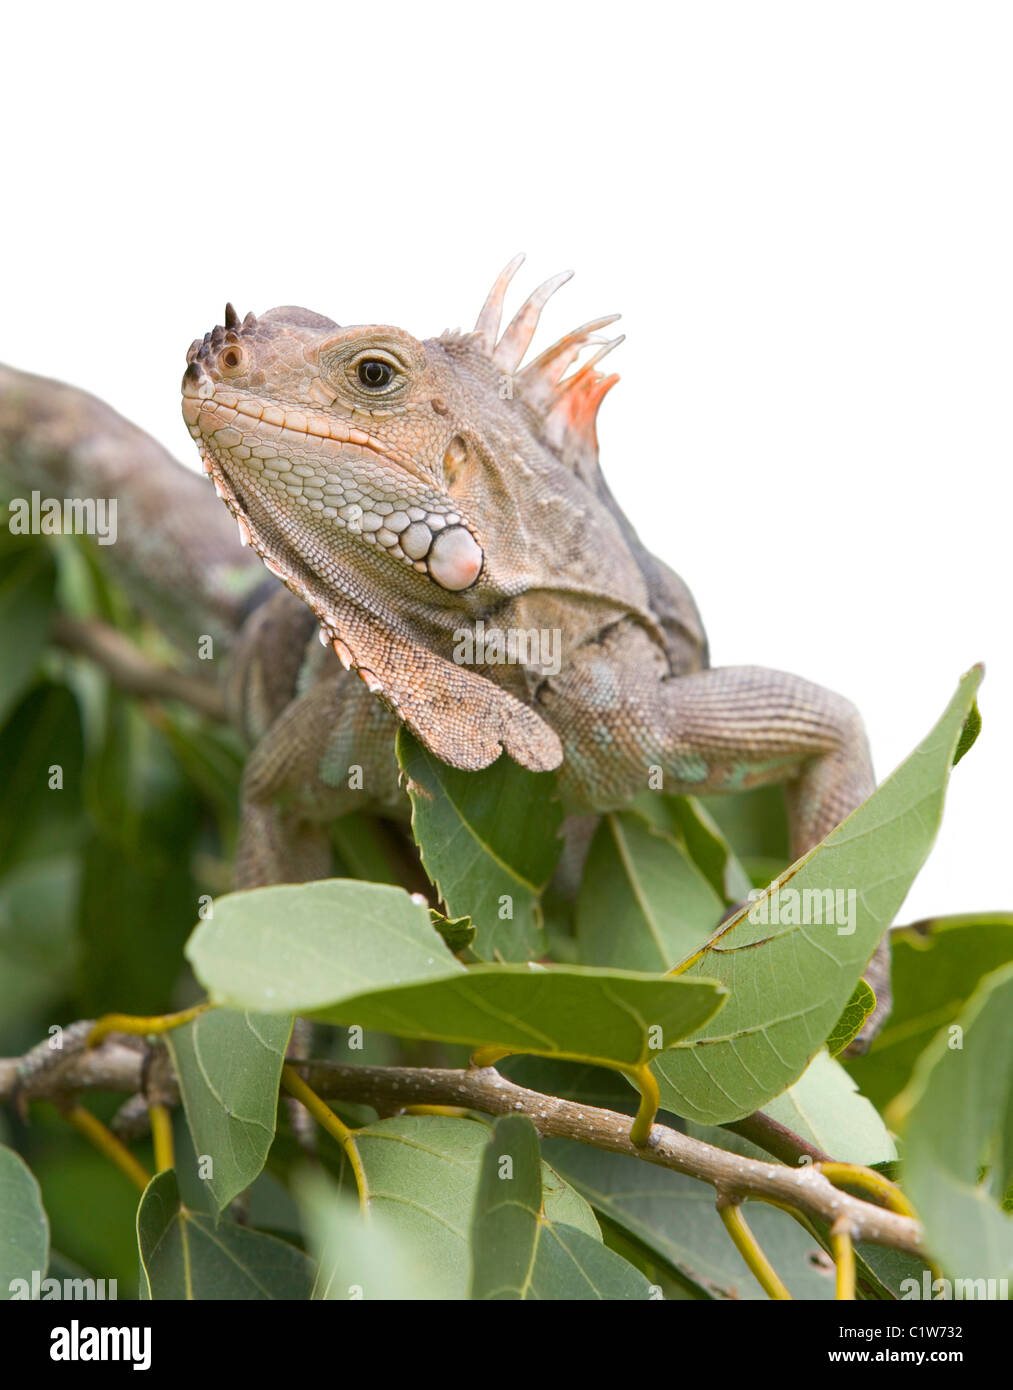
[181,372,428,480]
[183,367,484,594]
[185,426,379,686]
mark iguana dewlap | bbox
[181,259,875,901]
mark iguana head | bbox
[181,258,635,772]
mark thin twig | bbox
[52,615,227,721]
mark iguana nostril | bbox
[427,526,483,590]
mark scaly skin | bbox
[0,261,890,1044]
[181,260,889,1041]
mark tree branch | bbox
[52,615,226,720]
[0,1040,925,1260]
[0,362,264,650]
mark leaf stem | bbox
[282,1065,370,1216]
[626,1064,660,1147]
[87,1003,211,1048]
[817,1161,916,1219]
[64,1104,151,1193]
[831,1222,856,1300]
[717,1198,792,1300]
[149,1102,175,1173]
[471,1046,511,1068]
[402,1104,475,1118]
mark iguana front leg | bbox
[657,665,873,859]
[544,624,872,856]
[543,623,889,1036]
[234,664,404,888]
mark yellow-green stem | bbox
[831,1224,856,1300]
[470,1046,510,1069]
[148,1102,174,1173]
[282,1065,369,1216]
[817,1161,916,1219]
[402,1104,473,1118]
[87,1002,211,1048]
[626,1064,660,1148]
[718,1200,792,1300]
[65,1105,151,1193]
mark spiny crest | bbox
[471,255,623,476]
[186,304,258,364]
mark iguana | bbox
[0,258,889,1035]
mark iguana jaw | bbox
[181,354,494,714]
[181,378,484,596]
[180,344,564,775]
[182,419,358,666]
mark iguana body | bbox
[0,259,888,1034]
[180,261,875,901]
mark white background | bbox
[2,2,1009,921]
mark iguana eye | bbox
[356,359,394,390]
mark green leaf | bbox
[700,784,790,884]
[430,910,477,954]
[471,1115,653,1299]
[189,883,726,1072]
[826,979,877,1057]
[30,1138,144,1295]
[470,1115,544,1298]
[576,811,724,970]
[0,1146,49,1298]
[0,855,80,1036]
[523,1059,890,1297]
[186,879,463,1014]
[652,667,983,1124]
[952,702,981,765]
[136,1170,313,1299]
[330,814,407,886]
[0,682,84,871]
[893,963,1013,1282]
[166,1009,293,1215]
[305,964,727,1072]
[159,713,244,845]
[543,1138,837,1300]
[0,540,56,725]
[847,914,1013,1111]
[694,1050,896,1167]
[664,796,754,904]
[397,728,563,961]
[294,1169,432,1300]
[336,1115,600,1299]
[77,700,205,1014]
[527,1221,655,1299]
